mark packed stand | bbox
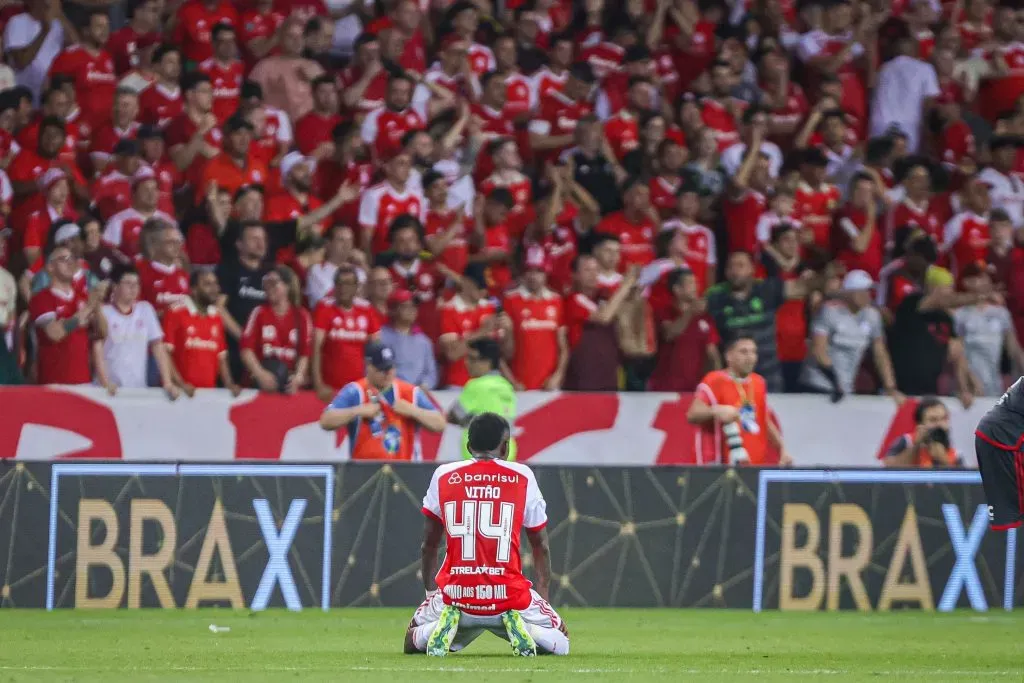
[0,0,1023,417]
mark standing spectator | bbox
[306,224,363,307]
[701,60,743,152]
[107,0,161,76]
[103,167,177,259]
[295,75,341,157]
[249,17,324,124]
[172,0,239,67]
[197,23,243,124]
[561,115,622,216]
[422,169,470,277]
[592,233,623,294]
[721,107,783,179]
[318,339,445,460]
[954,263,1024,397]
[446,1,495,75]
[22,167,75,266]
[412,35,472,123]
[360,74,425,161]
[943,174,991,278]
[478,137,533,238]
[383,215,442,340]
[529,62,597,165]
[138,45,183,128]
[81,213,129,280]
[832,172,883,279]
[364,266,393,320]
[379,289,438,389]
[162,269,238,393]
[687,335,793,465]
[3,0,69,102]
[358,149,424,254]
[201,115,267,199]
[882,397,959,467]
[240,266,312,393]
[793,148,842,250]
[311,266,381,400]
[563,254,636,391]
[90,93,141,179]
[978,136,1024,228]
[338,34,387,117]
[238,0,285,68]
[760,223,810,391]
[649,267,721,392]
[802,269,903,402]
[216,220,270,376]
[48,10,114,134]
[885,162,944,248]
[869,36,940,153]
[94,264,176,395]
[136,220,189,318]
[706,251,812,393]
[595,177,656,270]
[0,232,16,348]
[28,243,104,385]
[164,72,221,195]
[661,184,717,293]
[505,247,568,391]
[438,264,499,388]
[469,188,515,296]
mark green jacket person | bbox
[447,338,518,460]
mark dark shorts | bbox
[975,431,1024,531]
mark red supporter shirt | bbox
[886,198,944,248]
[357,182,424,254]
[596,211,655,271]
[90,122,140,166]
[439,296,496,387]
[479,171,533,238]
[504,73,534,120]
[832,206,883,278]
[108,26,160,75]
[149,160,179,215]
[360,106,425,159]
[337,66,388,116]
[164,112,223,189]
[390,258,442,338]
[469,103,515,141]
[563,289,600,349]
[137,259,190,317]
[92,169,133,220]
[649,304,718,392]
[660,220,717,293]
[313,157,373,227]
[504,287,564,390]
[424,208,470,276]
[939,120,976,167]
[173,0,239,64]
[17,117,85,167]
[793,182,841,250]
[273,0,327,21]
[532,67,567,99]
[673,20,716,88]
[700,98,741,152]
[162,301,226,388]
[103,207,177,259]
[239,9,285,67]
[530,213,579,295]
[23,204,76,251]
[198,58,244,123]
[943,211,990,276]
[530,90,593,164]
[722,189,768,255]
[294,111,342,155]
[603,110,640,161]
[313,297,381,390]
[240,303,313,374]
[30,286,92,384]
[139,84,183,128]
[467,43,495,76]
[49,45,117,131]
[478,223,513,296]
[649,175,683,219]
[579,41,623,81]
[764,82,809,148]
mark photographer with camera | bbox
[882,397,960,468]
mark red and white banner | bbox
[0,386,994,466]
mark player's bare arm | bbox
[526,527,551,601]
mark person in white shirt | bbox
[721,106,784,179]
[94,264,178,396]
[3,0,69,103]
[869,37,940,153]
[305,224,366,306]
[978,135,1024,227]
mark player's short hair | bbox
[467,412,511,459]
[468,338,501,370]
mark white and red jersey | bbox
[660,219,717,293]
[412,68,467,120]
[529,90,594,163]
[139,83,183,128]
[504,72,535,120]
[357,181,425,254]
[530,67,567,101]
[467,42,496,76]
[943,210,991,275]
[422,458,546,615]
[313,296,381,389]
[240,303,313,373]
[649,175,682,219]
[337,65,388,116]
[603,110,639,161]
[49,45,117,130]
[251,106,292,166]
[360,106,426,159]
[136,258,190,318]
[92,169,133,219]
[886,197,944,248]
[579,41,624,80]
[198,58,244,123]
[89,122,140,168]
[700,98,742,152]
[793,181,841,249]
[103,207,178,259]
[469,103,515,141]
[479,170,532,231]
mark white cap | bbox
[53,222,81,245]
[842,269,874,292]
[280,151,312,181]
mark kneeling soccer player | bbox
[404,412,570,657]
[976,376,1024,530]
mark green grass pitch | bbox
[0,609,1019,682]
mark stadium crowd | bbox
[0,0,1023,411]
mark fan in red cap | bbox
[103,165,177,259]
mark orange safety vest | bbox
[348,378,423,461]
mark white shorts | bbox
[410,589,565,652]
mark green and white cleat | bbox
[426,605,460,657]
[501,610,537,657]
